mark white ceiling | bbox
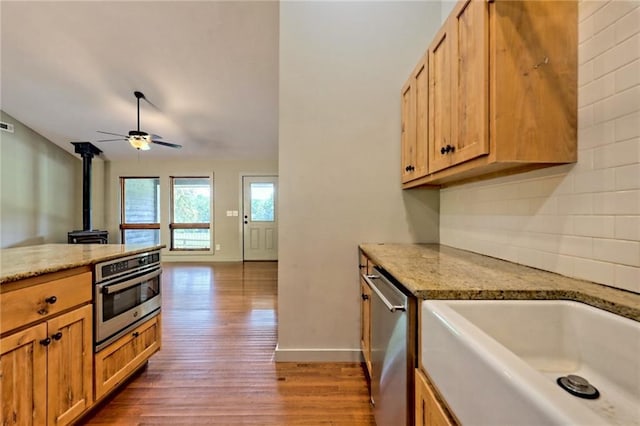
[1,1,279,161]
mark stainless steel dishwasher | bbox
[363,267,409,426]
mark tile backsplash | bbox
[440,1,640,294]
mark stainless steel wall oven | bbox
[94,250,161,352]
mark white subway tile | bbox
[573,215,616,238]
[615,163,640,190]
[580,24,616,64]
[615,59,640,92]
[579,119,616,149]
[593,85,640,123]
[524,215,572,234]
[593,1,639,34]
[615,215,640,240]
[528,197,558,216]
[579,60,595,87]
[524,232,562,253]
[557,193,594,215]
[580,13,596,43]
[573,257,615,285]
[614,264,640,293]
[559,235,594,257]
[615,190,640,214]
[517,175,568,198]
[593,138,640,168]
[516,247,558,272]
[614,4,640,43]
[615,111,640,141]
[593,33,640,78]
[593,238,640,266]
[593,191,618,214]
[579,105,595,129]
[555,255,576,277]
[579,74,615,107]
[580,1,609,22]
[574,168,616,193]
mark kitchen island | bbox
[0,243,164,426]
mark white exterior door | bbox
[243,176,278,261]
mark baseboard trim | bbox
[274,345,363,362]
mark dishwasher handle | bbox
[363,274,406,312]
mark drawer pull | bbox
[132,332,140,338]
[45,296,58,304]
[40,337,51,346]
[52,332,63,341]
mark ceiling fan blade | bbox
[151,134,163,140]
[96,138,126,142]
[151,140,182,149]
[97,130,127,137]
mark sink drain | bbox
[557,374,600,399]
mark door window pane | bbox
[250,183,274,222]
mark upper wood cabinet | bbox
[401,55,429,183]
[403,0,577,188]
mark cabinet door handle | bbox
[40,337,51,346]
[45,296,57,304]
[52,332,63,341]
[132,332,140,338]
[361,294,369,301]
[441,147,446,155]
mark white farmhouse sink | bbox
[421,300,640,426]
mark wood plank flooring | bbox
[82,262,375,425]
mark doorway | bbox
[242,176,278,261]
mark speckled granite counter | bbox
[0,244,165,284]
[359,243,640,322]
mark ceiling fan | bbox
[97,91,182,151]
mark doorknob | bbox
[244,220,248,224]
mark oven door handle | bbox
[101,268,161,295]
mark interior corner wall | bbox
[0,110,81,248]
[440,1,640,294]
[104,158,277,262]
[277,1,441,361]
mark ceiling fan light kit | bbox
[97,91,182,151]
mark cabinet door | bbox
[450,0,489,165]
[428,21,454,173]
[95,315,161,400]
[413,58,429,179]
[360,279,372,377]
[401,77,416,183]
[415,369,456,426]
[0,324,47,426]
[46,305,93,426]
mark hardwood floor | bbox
[82,262,375,425]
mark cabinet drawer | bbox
[94,315,161,400]
[0,272,92,334]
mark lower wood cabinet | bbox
[415,368,458,426]
[0,304,93,426]
[95,314,161,400]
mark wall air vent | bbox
[0,122,14,133]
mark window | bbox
[170,176,212,250]
[250,182,275,222]
[120,177,160,245]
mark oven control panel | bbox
[96,251,160,282]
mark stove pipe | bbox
[71,142,102,231]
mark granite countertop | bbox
[0,243,165,285]
[359,243,640,322]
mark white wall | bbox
[440,1,640,294]
[105,159,277,261]
[278,1,441,361]
[0,111,81,248]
